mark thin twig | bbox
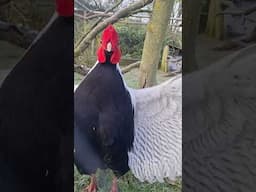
[85,0,123,36]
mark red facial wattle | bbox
[97,25,121,64]
[56,0,74,17]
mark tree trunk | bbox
[139,0,174,88]
[183,0,202,73]
[205,0,224,40]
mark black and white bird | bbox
[74,25,135,192]
[0,1,73,191]
[74,25,182,192]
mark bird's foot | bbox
[110,177,118,192]
[84,175,97,192]
[85,184,97,192]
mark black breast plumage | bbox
[74,52,134,177]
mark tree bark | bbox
[139,0,174,88]
[74,0,153,58]
[183,0,202,73]
[205,0,224,40]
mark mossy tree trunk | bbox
[205,0,224,40]
[139,0,174,88]
[183,0,202,73]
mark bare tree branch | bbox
[121,61,140,74]
[85,13,112,20]
[75,12,111,20]
[217,4,256,16]
[75,0,92,12]
[81,0,123,42]
[130,9,152,15]
[74,0,153,57]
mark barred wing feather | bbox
[128,75,182,183]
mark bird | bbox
[74,24,182,192]
[0,0,74,192]
[74,24,135,192]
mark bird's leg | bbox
[110,176,118,192]
[85,174,97,192]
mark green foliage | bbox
[115,24,146,58]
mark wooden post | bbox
[160,45,169,72]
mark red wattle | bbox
[56,0,74,17]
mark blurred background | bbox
[0,0,54,85]
[184,0,256,73]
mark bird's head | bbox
[97,25,121,64]
[55,0,74,17]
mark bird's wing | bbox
[183,44,256,191]
[128,75,182,183]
